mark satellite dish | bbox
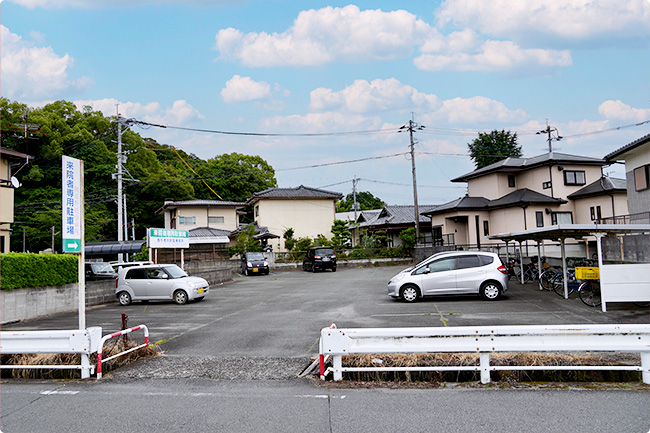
[10,176,21,188]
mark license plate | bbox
[253,268,259,272]
[198,288,204,294]
[323,258,330,262]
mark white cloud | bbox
[1,25,92,100]
[598,100,650,122]
[262,112,382,133]
[73,98,204,125]
[215,5,432,67]
[415,39,572,73]
[436,0,650,44]
[221,75,271,103]
[425,96,528,124]
[310,78,439,113]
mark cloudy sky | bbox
[1,0,649,206]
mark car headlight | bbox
[247,261,253,267]
[263,261,268,266]
[389,273,406,285]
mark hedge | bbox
[0,253,78,290]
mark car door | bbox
[146,267,174,299]
[455,254,486,293]
[124,268,148,299]
[415,256,457,295]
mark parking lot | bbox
[4,265,648,376]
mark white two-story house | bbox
[422,152,628,248]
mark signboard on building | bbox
[147,228,190,249]
[62,156,82,253]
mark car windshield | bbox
[162,265,188,279]
[247,252,265,261]
[91,263,114,274]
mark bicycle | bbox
[578,279,601,307]
[539,266,562,291]
[552,269,581,297]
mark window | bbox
[564,170,586,186]
[551,212,573,225]
[542,181,552,190]
[209,216,225,225]
[126,268,147,279]
[507,174,516,188]
[415,257,456,274]
[536,211,544,227]
[178,216,196,225]
[590,206,595,221]
[478,255,494,266]
[590,206,602,221]
[483,220,489,236]
[634,165,649,191]
[255,205,259,218]
[457,255,481,269]
[596,206,602,220]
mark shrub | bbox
[0,253,78,290]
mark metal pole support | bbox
[480,353,491,384]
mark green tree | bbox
[398,227,416,250]
[195,153,277,201]
[467,130,522,169]
[283,228,296,251]
[336,191,385,212]
[234,225,262,255]
[294,237,313,252]
[330,219,351,249]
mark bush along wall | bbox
[0,253,78,290]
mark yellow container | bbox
[575,267,599,280]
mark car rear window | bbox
[126,268,147,279]
[457,255,481,269]
[479,255,494,266]
[316,248,334,255]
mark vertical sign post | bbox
[62,156,85,330]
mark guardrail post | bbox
[333,355,342,381]
[642,352,650,385]
[480,353,491,384]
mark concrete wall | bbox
[1,262,235,324]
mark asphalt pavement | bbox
[2,266,649,432]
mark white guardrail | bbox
[1,324,150,380]
[319,324,650,384]
[0,327,103,379]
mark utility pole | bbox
[352,176,359,220]
[537,119,562,153]
[400,117,425,244]
[116,113,124,262]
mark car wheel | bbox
[331,267,337,272]
[400,285,419,303]
[174,290,188,305]
[480,281,501,301]
[311,264,316,273]
[118,291,132,306]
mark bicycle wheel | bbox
[578,281,601,307]
[552,274,565,296]
[539,270,555,291]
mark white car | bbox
[116,264,209,305]
[387,251,508,302]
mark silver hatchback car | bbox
[116,264,209,305]
[387,251,508,302]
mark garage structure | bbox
[488,224,650,311]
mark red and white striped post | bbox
[97,325,149,380]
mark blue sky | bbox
[1,0,649,206]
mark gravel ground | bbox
[108,355,311,380]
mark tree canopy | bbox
[336,191,385,212]
[1,98,278,252]
[467,130,522,169]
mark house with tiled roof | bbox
[156,199,247,231]
[604,134,650,223]
[0,147,32,252]
[422,152,628,248]
[353,205,437,247]
[247,185,343,251]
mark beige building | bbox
[157,200,246,231]
[0,147,32,253]
[247,185,343,252]
[422,152,628,248]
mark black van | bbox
[302,247,337,272]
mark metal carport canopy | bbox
[487,224,650,300]
[85,240,146,255]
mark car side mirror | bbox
[423,268,431,274]
[162,274,169,279]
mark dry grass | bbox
[339,352,643,383]
[1,339,161,379]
